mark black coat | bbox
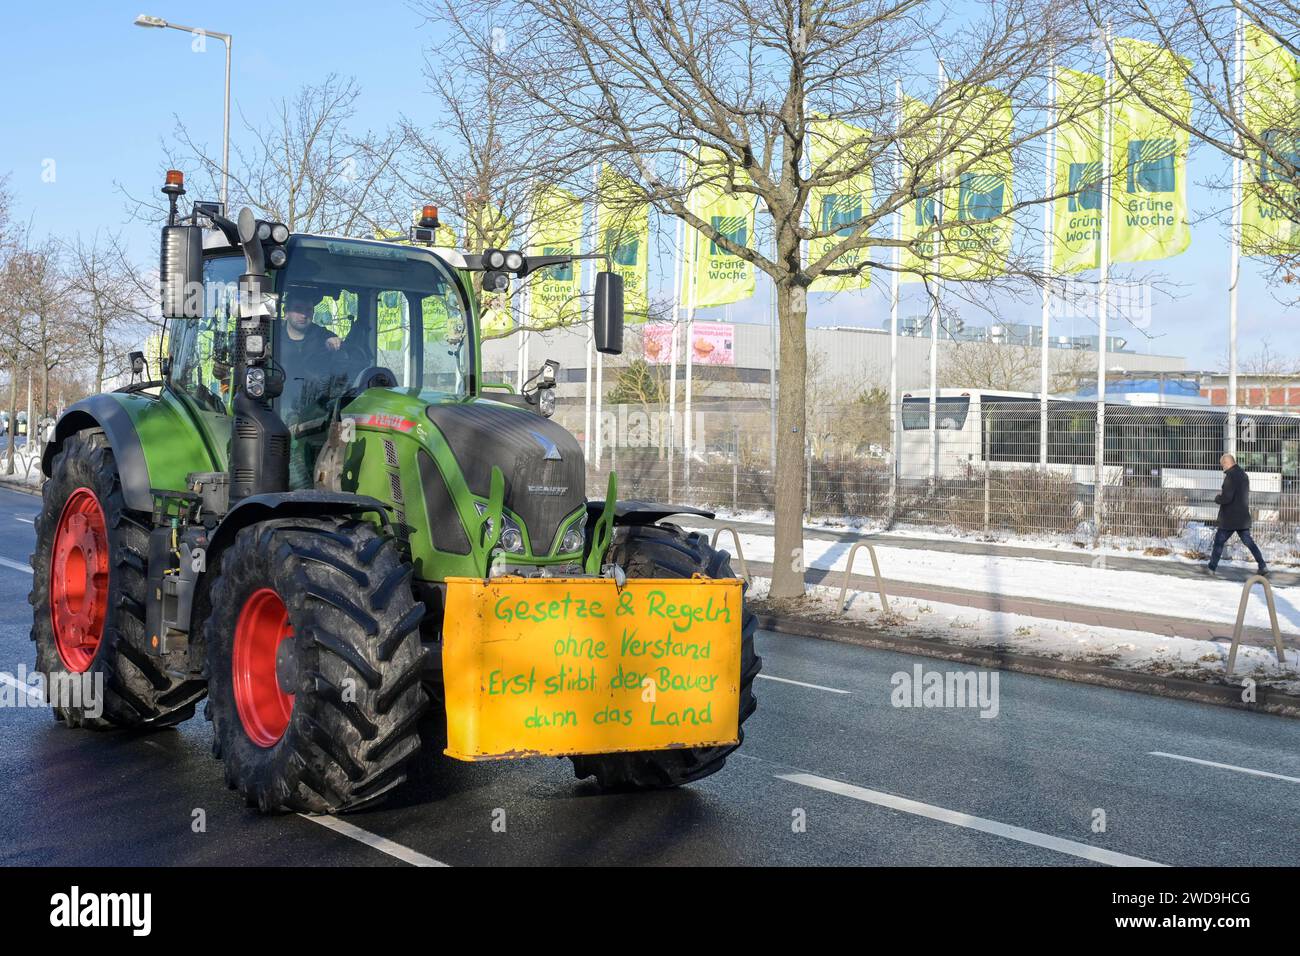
[1215,464,1252,531]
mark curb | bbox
[0,478,41,498]
[755,612,1300,720]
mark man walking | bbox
[1207,453,1268,576]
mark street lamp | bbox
[134,14,232,210]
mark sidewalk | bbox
[742,558,1298,652]
[682,515,1300,589]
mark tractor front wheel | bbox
[30,430,205,728]
[569,523,761,790]
[203,517,430,813]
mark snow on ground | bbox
[685,522,1300,634]
[747,576,1300,696]
[703,507,1300,568]
[0,450,43,489]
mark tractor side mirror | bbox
[593,271,624,356]
[159,225,203,319]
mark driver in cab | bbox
[277,286,350,487]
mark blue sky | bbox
[0,0,1287,371]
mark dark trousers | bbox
[1209,527,1266,571]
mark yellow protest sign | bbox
[442,577,743,760]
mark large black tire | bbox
[30,430,205,728]
[569,523,760,789]
[203,517,429,813]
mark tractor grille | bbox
[418,450,471,555]
[424,401,584,556]
[384,439,399,468]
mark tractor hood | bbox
[423,399,585,554]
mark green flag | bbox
[942,85,1014,280]
[1242,23,1300,255]
[900,97,941,283]
[1052,68,1105,273]
[527,185,584,329]
[808,117,873,292]
[681,148,756,307]
[598,166,651,320]
[1109,37,1192,264]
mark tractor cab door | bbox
[166,254,243,468]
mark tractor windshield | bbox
[273,236,472,428]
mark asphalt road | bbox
[1,483,1297,867]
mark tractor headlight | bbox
[538,387,556,418]
[270,223,289,243]
[267,246,288,268]
[245,366,266,398]
[504,250,524,272]
[474,503,525,553]
[561,526,585,554]
[484,248,507,270]
[484,271,511,294]
[500,527,524,553]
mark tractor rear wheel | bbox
[203,517,430,813]
[569,523,761,790]
[30,430,205,728]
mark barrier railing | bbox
[709,526,752,587]
[1226,574,1288,676]
[837,540,891,616]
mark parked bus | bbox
[898,389,1300,521]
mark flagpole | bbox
[929,59,949,485]
[1093,23,1113,542]
[591,163,605,468]
[1228,3,1244,453]
[1040,62,1057,468]
[769,232,778,475]
[584,175,596,464]
[668,156,686,501]
[890,77,903,509]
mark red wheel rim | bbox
[232,588,295,747]
[49,487,109,673]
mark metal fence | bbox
[566,397,1300,563]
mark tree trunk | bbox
[768,273,809,599]
[6,366,16,476]
[94,323,106,394]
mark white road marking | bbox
[0,671,44,702]
[777,771,1167,867]
[757,673,851,694]
[300,814,449,867]
[0,556,30,574]
[1148,751,1300,784]
[14,516,33,524]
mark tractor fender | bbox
[206,490,395,561]
[583,499,716,527]
[43,395,154,513]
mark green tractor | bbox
[30,172,759,813]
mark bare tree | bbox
[427,0,1106,596]
[64,232,155,391]
[392,39,581,339]
[128,76,404,236]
